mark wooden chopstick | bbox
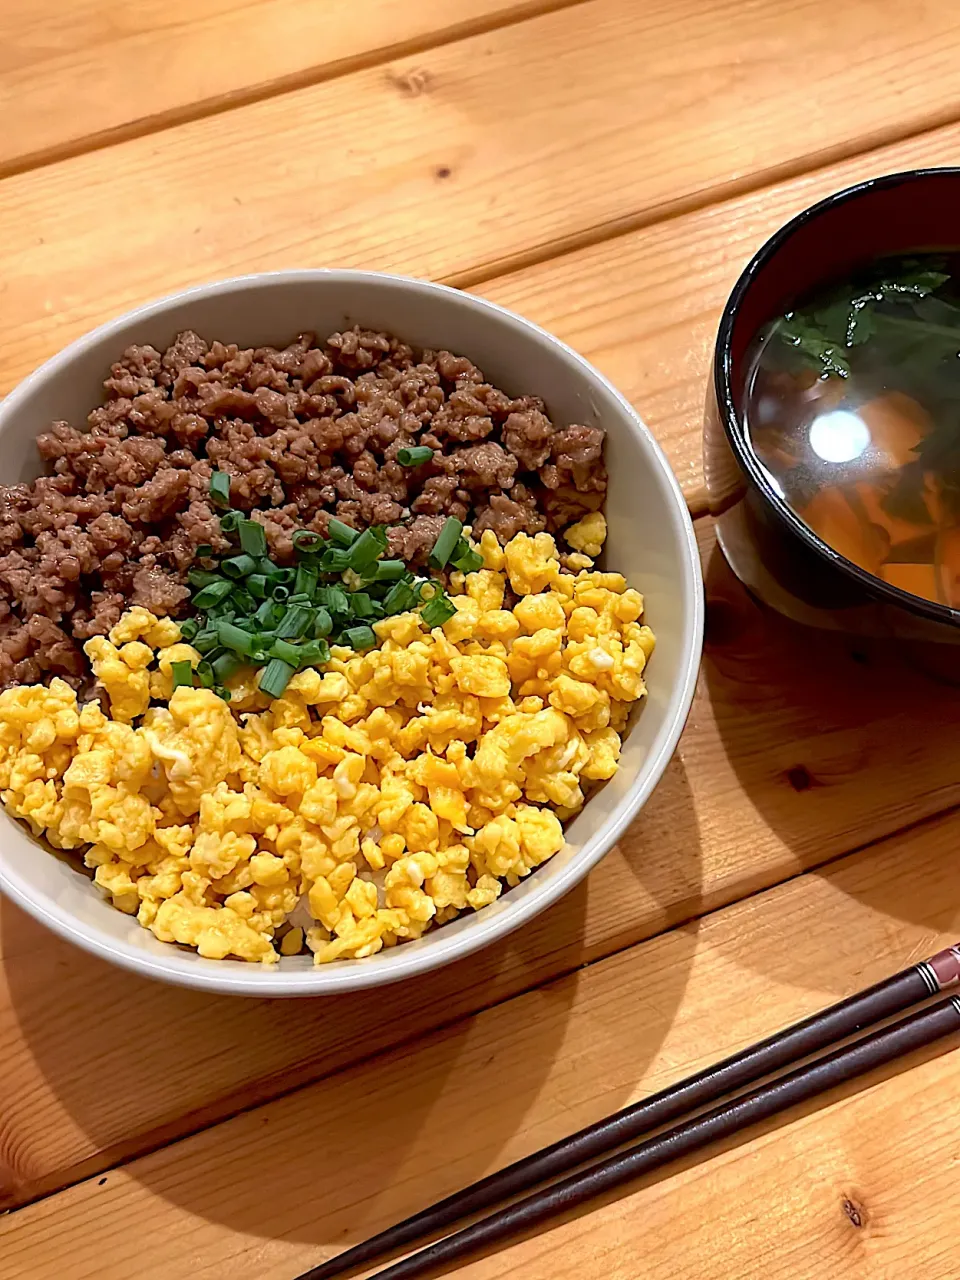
[365,994,960,1279]
[297,943,960,1280]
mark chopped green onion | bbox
[196,660,215,688]
[257,558,284,581]
[170,660,195,691]
[422,592,457,627]
[276,568,296,585]
[219,509,242,534]
[214,685,232,703]
[271,584,291,603]
[319,546,351,573]
[296,639,330,668]
[348,526,388,572]
[350,592,376,619]
[210,470,232,509]
[188,568,221,589]
[276,605,312,640]
[216,620,258,656]
[254,599,282,629]
[293,529,324,554]
[212,652,245,682]
[178,617,199,641]
[222,553,258,580]
[204,645,226,666]
[259,658,296,698]
[342,625,377,651]
[238,519,268,557]
[319,585,350,616]
[358,596,386,622]
[428,517,463,570]
[195,544,213,558]
[383,581,417,614]
[268,638,302,665]
[451,541,484,573]
[326,518,359,548]
[193,579,233,609]
[193,627,221,654]
[247,573,268,600]
[373,559,406,581]
[312,607,333,638]
[396,445,435,467]
[231,589,256,616]
[294,563,318,598]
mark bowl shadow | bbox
[701,534,960,995]
[1,893,583,1222]
[3,758,701,1257]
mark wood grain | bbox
[479,118,960,511]
[458,1041,960,1280]
[7,3,960,1276]
[3,807,959,1279]
[3,521,960,1209]
[5,0,960,396]
[0,0,585,176]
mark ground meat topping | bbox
[503,408,556,470]
[451,442,518,490]
[0,326,606,689]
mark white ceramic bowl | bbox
[0,271,703,996]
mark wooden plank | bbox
[3,808,959,1278]
[0,0,584,176]
[453,1046,960,1280]
[2,520,960,1208]
[4,0,960,395]
[479,119,960,511]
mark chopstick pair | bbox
[298,942,960,1280]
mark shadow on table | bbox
[700,535,960,996]
[3,764,701,1254]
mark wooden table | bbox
[4,2,960,1275]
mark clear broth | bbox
[744,253,960,608]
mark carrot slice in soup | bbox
[799,486,884,576]
[857,391,933,469]
[854,479,932,548]
[880,562,939,603]
[935,526,960,608]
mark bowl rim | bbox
[714,166,960,627]
[0,268,703,996]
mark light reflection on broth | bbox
[743,254,960,608]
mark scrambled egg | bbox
[0,530,654,965]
